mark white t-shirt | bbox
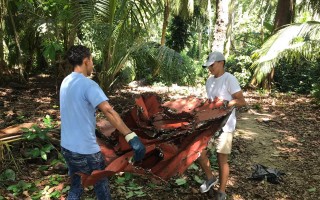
[206,72,241,132]
[60,72,108,154]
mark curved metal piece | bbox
[79,93,233,187]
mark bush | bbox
[226,55,253,88]
[274,59,320,94]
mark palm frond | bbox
[300,0,320,16]
[251,21,320,83]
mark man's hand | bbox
[223,100,229,109]
[125,132,146,162]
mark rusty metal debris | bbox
[79,93,233,187]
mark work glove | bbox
[125,132,146,162]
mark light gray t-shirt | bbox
[60,72,108,154]
[206,72,241,132]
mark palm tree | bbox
[250,0,320,89]
[160,0,195,46]
[250,21,320,88]
[212,0,229,53]
[0,0,6,76]
[71,0,189,91]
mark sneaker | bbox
[214,190,227,200]
[200,177,219,193]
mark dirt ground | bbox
[0,75,319,199]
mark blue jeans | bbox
[61,147,112,200]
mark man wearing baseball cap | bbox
[198,51,246,200]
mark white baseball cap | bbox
[202,51,225,68]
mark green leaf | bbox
[193,175,203,184]
[124,172,133,180]
[7,184,19,192]
[51,180,59,185]
[188,163,199,170]
[115,177,126,184]
[41,150,47,160]
[29,148,40,158]
[24,132,37,140]
[308,188,316,192]
[126,191,134,198]
[38,165,49,171]
[175,178,187,186]
[0,169,16,181]
[62,185,70,193]
[38,131,48,140]
[134,190,145,197]
[42,144,54,153]
[32,125,41,133]
[50,190,61,198]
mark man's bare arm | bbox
[97,101,131,136]
[229,90,246,108]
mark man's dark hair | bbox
[66,45,91,67]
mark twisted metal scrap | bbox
[79,93,233,187]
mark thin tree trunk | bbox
[8,3,26,82]
[211,0,229,53]
[260,3,270,42]
[207,0,213,50]
[161,0,170,46]
[259,0,295,89]
[225,1,234,58]
[0,0,4,62]
[197,19,202,60]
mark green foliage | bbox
[132,42,197,87]
[250,21,320,85]
[226,55,253,88]
[175,178,187,186]
[7,180,37,197]
[308,187,317,192]
[0,169,16,182]
[114,173,146,198]
[274,59,320,94]
[70,0,160,91]
[311,83,320,103]
[193,175,203,184]
[166,15,191,52]
[43,41,64,64]
[21,115,57,161]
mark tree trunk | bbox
[197,19,202,60]
[8,4,26,82]
[0,0,4,62]
[225,1,235,58]
[259,0,295,89]
[211,0,230,53]
[0,0,8,77]
[273,0,295,32]
[207,0,213,50]
[161,0,170,46]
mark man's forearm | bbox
[103,109,131,136]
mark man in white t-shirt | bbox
[60,45,145,200]
[198,51,246,200]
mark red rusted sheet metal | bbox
[79,93,233,187]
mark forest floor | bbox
[0,74,319,200]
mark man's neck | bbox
[215,70,225,78]
[74,65,87,77]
